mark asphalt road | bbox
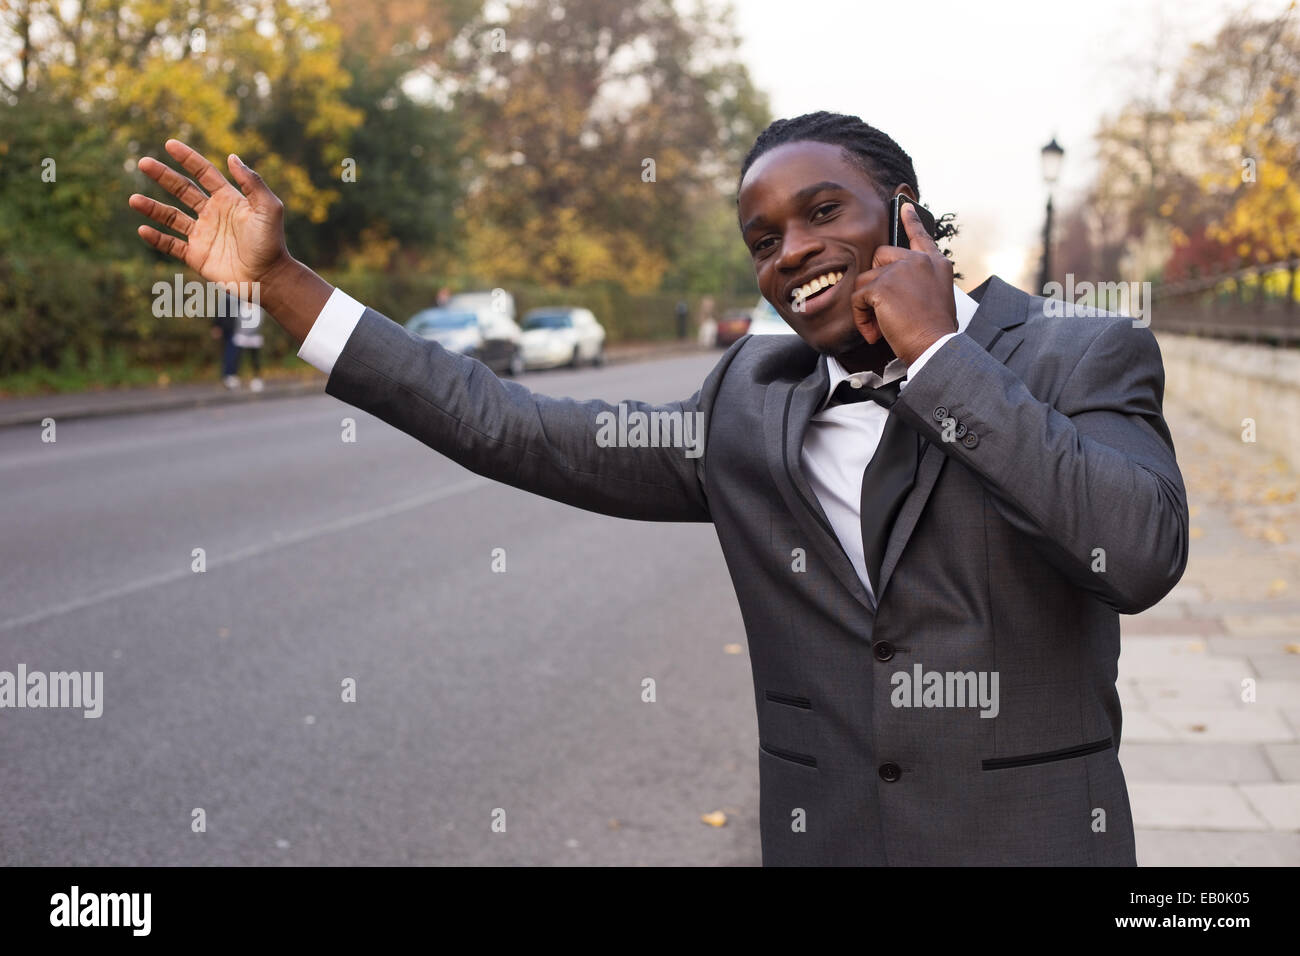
[0,353,762,866]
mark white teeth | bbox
[791,271,844,302]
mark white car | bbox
[446,290,517,322]
[519,307,607,369]
[747,298,797,335]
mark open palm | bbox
[128,139,288,287]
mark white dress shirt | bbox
[297,282,980,603]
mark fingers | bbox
[850,270,884,342]
[135,223,188,261]
[127,193,196,237]
[137,155,210,214]
[164,138,234,199]
[226,153,278,211]
[901,202,941,254]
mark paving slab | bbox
[1128,783,1269,830]
[1136,829,1300,865]
[1119,743,1277,784]
[1237,783,1300,830]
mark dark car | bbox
[715,308,753,347]
[404,307,524,376]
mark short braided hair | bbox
[738,111,960,268]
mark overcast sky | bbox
[731,0,1290,289]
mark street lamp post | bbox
[1038,137,1064,295]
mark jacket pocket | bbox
[765,689,812,710]
[761,742,818,768]
[981,736,1112,771]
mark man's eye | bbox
[752,237,775,253]
[812,202,839,219]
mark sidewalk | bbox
[1120,393,1300,864]
[0,339,710,428]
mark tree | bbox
[452,0,769,292]
[0,0,363,257]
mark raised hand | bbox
[127,139,334,343]
[850,202,957,367]
[128,139,289,288]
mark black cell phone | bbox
[889,194,938,249]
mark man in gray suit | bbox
[128,111,1188,866]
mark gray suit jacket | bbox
[323,275,1189,865]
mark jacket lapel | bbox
[764,349,878,615]
[873,275,1029,606]
[763,275,1030,618]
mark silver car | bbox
[404,307,525,376]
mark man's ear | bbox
[891,184,918,203]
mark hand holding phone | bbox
[849,200,957,366]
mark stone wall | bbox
[1155,332,1300,473]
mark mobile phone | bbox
[889,194,938,249]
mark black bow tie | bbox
[829,376,904,410]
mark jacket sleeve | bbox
[893,318,1190,614]
[323,307,747,523]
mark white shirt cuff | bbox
[297,288,366,375]
[902,331,957,388]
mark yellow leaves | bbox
[699,810,727,827]
[343,225,401,272]
[27,1,363,233]
[464,206,669,293]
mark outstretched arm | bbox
[316,298,737,521]
[129,139,731,523]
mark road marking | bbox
[0,399,342,473]
[0,477,488,634]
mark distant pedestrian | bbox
[210,299,239,390]
[232,294,265,392]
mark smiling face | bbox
[738,140,915,365]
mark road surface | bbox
[0,353,762,865]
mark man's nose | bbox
[775,224,822,271]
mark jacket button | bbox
[953,420,968,438]
[961,432,979,449]
[879,762,902,782]
[932,405,948,422]
[872,640,894,662]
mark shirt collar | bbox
[820,282,979,410]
